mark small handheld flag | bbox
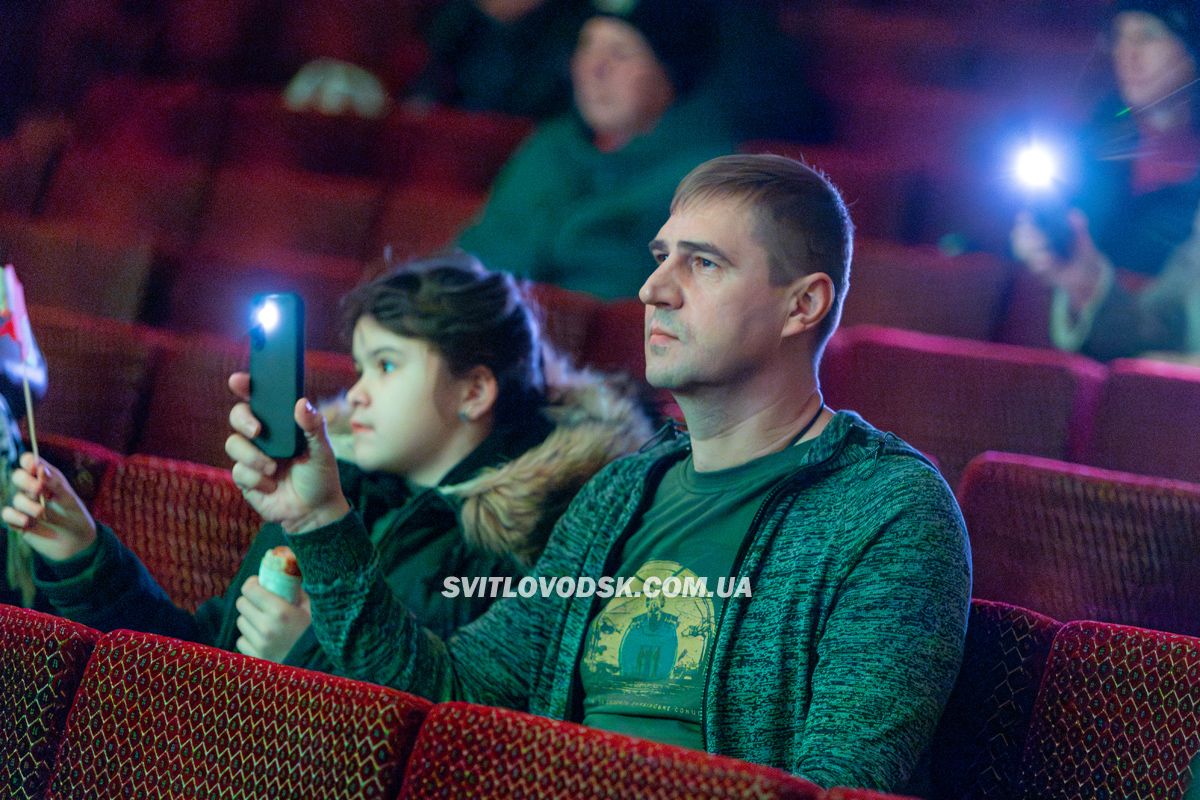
[0,265,41,501]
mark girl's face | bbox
[1113,11,1197,111]
[346,315,469,484]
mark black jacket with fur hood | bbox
[31,358,653,677]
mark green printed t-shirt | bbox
[580,438,816,750]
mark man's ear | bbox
[458,365,499,422]
[781,272,835,339]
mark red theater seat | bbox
[33,433,124,507]
[0,604,100,800]
[138,332,356,467]
[72,76,229,163]
[224,89,385,176]
[525,282,604,366]
[198,165,384,260]
[45,629,431,799]
[369,183,486,262]
[823,326,1105,486]
[1080,358,1200,484]
[42,148,213,256]
[958,452,1200,636]
[135,331,247,468]
[398,701,820,799]
[842,239,1013,341]
[0,216,157,323]
[165,247,364,351]
[91,455,262,612]
[27,305,165,453]
[1017,621,1200,799]
[931,599,1063,800]
[377,105,534,192]
[581,298,644,378]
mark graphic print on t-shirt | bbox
[581,559,715,710]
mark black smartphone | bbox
[1029,198,1076,261]
[248,292,305,459]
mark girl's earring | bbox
[458,409,470,422]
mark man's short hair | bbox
[671,154,854,352]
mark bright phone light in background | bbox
[1013,142,1061,191]
[255,297,281,333]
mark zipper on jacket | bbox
[698,430,853,751]
[563,446,685,723]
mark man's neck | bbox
[675,373,828,473]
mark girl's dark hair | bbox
[340,252,545,424]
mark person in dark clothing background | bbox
[1011,0,1200,361]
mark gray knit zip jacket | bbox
[288,410,972,793]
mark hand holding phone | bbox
[249,293,305,459]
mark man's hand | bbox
[226,372,351,534]
[1,453,98,562]
[234,576,312,663]
[1011,209,1112,312]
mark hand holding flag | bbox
[0,265,41,502]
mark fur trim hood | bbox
[320,352,655,565]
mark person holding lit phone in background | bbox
[2,254,651,671]
[1011,0,1200,362]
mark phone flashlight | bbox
[1012,140,1075,260]
[254,298,281,334]
[1014,143,1059,190]
[249,293,305,459]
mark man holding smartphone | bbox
[225,154,971,795]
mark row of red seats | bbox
[25,292,1200,490]
[5,596,1198,799]
[0,604,880,800]
[34,0,434,110]
[34,422,1200,644]
[822,324,1200,487]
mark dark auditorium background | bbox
[3,1,1200,799]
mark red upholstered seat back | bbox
[524,282,603,367]
[822,325,1105,486]
[958,451,1200,636]
[399,701,821,799]
[821,788,922,799]
[0,604,100,800]
[1018,621,1200,800]
[27,305,166,453]
[91,454,262,611]
[46,629,431,799]
[34,433,124,508]
[1080,358,1200,484]
[930,599,1062,800]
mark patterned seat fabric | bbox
[92,454,263,612]
[33,433,124,508]
[959,451,1200,637]
[398,701,820,799]
[46,629,431,799]
[0,604,100,800]
[1017,621,1200,800]
[931,599,1063,800]
[821,788,922,799]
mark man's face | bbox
[1113,11,1197,110]
[641,197,798,394]
[571,17,675,144]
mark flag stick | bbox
[21,372,42,507]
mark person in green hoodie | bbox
[456,0,736,299]
[2,254,652,674]
[218,154,972,794]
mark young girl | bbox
[4,254,651,672]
